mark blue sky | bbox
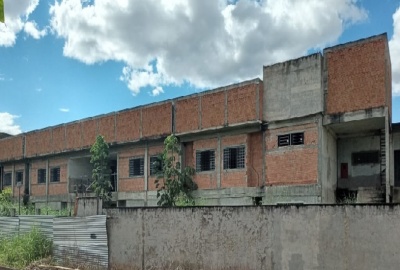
[0,0,400,135]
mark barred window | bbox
[278,132,304,147]
[50,167,60,182]
[38,169,46,184]
[129,157,144,177]
[16,171,23,184]
[352,151,379,165]
[223,146,245,169]
[150,155,163,175]
[196,150,215,172]
[4,172,11,186]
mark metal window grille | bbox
[129,157,144,177]
[291,133,304,145]
[4,172,11,186]
[196,150,215,172]
[150,155,162,175]
[352,151,379,165]
[223,146,245,169]
[15,171,23,184]
[37,169,46,184]
[50,167,61,182]
[278,134,290,147]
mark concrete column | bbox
[217,135,221,189]
[385,107,391,203]
[144,142,149,206]
[46,159,49,207]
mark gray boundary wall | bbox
[107,205,400,270]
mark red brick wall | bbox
[175,97,200,133]
[227,84,258,124]
[48,158,68,195]
[326,36,388,114]
[26,130,52,157]
[142,103,172,138]
[248,132,263,187]
[66,123,82,150]
[221,134,248,188]
[266,123,318,185]
[193,138,218,189]
[116,109,141,143]
[148,144,164,191]
[201,91,225,129]
[259,82,264,121]
[0,136,24,161]
[184,142,194,168]
[118,147,145,192]
[30,160,47,197]
[12,163,25,197]
[98,115,116,143]
[52,126,66,153]
[81,119,97,148]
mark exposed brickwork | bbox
[66,123,82,150]
[48,158,68,195]
[259,82,264,121]
[30,160,47,196]
[98,115,116,143]
[175,97,200,133]
[0,136,24,161]
[142,103,172,138]
[193,138,218,189]
[118,147,145,192]
[266,123,318,185]
[227,84,257,124]
[248,132,263,187]
[148,145,164,191]
[12,163,25,197]
[81,119,97,148]
[221,134,248,188]
[201,91,225,129]
[116,109,141,143]
[26,130,52,157]
[326,36,388,114]
[184,142,194,168]
[52,126,66,153]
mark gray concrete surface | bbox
[263,53,323,122]
[106,205,400,270]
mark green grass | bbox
[0,227,52,269]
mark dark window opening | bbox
[352,151,379,165]
[16,171,23,184]
[150,155,163,175]
[340,163,348,179]
[223,146,245,169]
[50,167,60,182]
[278,132,304,147]
[196,150,215,172]
[129,157,144,177]
[278,134,290,147]
[37,169,46,184]
[4,172,11,186]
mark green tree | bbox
[155,135,197,206]
[90,135,112,201]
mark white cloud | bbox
[49,0,367,95]
[389,7,400,96]
[0,112,21,135]
[24,21,47,39]
[0,0,40,46]
[59,108,70,112]
[149,86,164,97]
[36,87,42,92]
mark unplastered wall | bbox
[48,158,68,195]
[320,127,337,203]
[118,146,146,192]
[30,160,47,197]
[337,135,380,189]
[265,122,319,186]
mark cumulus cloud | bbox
[149,86,164,97]
[59,108,70,112]
[24,21,47,39]
[0,0,40,46]
[0,112,22,135]
[389,7,400,96]
[49,0,367,95]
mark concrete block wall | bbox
[325,34,390,115]
[266,122,319,186]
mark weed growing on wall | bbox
[155,135,197,206]
[0,227,52,269]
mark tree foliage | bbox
[90,135,111,201]
[155,135,197,206]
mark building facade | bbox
[0,33,398,209]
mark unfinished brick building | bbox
[0,33,398,209]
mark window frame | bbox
[352,151,380,166]
[37,168,46,184]
[149,155,163,176]
[196,149,216,172]
[3,172,12,186]
[223,145,246,170]
[15,170,23,185]
[278,132,304,147]
[50,167,61,183]
[129,156,145,177]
